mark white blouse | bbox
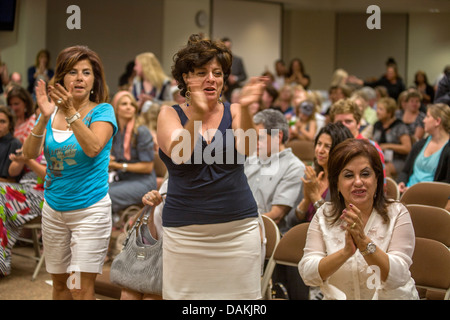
[298,201,419,300]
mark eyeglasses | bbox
[0,119,9,124]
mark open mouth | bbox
[352,189,367,196]
[204,87,216,93]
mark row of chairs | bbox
[261,181,450,300]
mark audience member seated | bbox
[7,85,36,143]
[27,49,54,100]
[329,99,386,187]
[372,97,411,178]
[397,103,450,196]
[299,138,419,300]
[0,106,45,276]
[289,100,317,142]
[131,52,172,113]
[347,58,405,101]
[244,109,306,299]
[288,122,353,227]
[322,84,353,123]
[434,68,450,105]
[395,89,425,142]
[413,70,434,106]
[273,59,287,90]
[245,109,305,234]
[261,84,278,110]
[0,106,23,183]
[272,84,295,119]
[285,58,310,90]
[108,91,157,215]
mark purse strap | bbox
[122,205,152,247]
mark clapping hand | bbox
[238,77,267,108]
[35,79,56,118]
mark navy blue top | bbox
[159,103,258,227]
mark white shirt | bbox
[299,201,419,300]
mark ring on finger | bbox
[351,222,356,229]
[57,99,62,104]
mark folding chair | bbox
[410,237,450,300]
[385,176,400,200]
[286,140,315,165]
[406,204,450,247]
[260,215,280,299]
[400,181,450,208]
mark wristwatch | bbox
[313,198,325,210]
[65,112,80,126]
[122,163,128,172]
[360,242,376,256]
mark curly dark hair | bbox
[171,34,232,97]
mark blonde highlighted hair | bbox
[135,52,169,91]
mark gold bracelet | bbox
[30,131,45,138]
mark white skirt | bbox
[162,217,262,300]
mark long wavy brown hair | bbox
[327,138,391,225]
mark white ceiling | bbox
[248,0,450,13]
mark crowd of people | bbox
[0,35,449,300]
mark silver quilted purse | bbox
[110,205,162,295]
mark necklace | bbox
[67,101,91,129]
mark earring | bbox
[218,92,223,103]
[185,88,191,107]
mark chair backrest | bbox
[260,215,281,298]
[385,176,400,200]
[410,237,450,300]
[286,140,315,164]
[406,204,450,247]
[273,222,310,267]
[400,181,450,208]
[262,215,280,259]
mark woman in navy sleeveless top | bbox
[157,34,266,299]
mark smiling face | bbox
[117,95,137,121]
[63,59,94,101]
[315,133,332,169]
[337,155,377,209]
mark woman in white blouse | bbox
[298,138,418,300]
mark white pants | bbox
[42,195,112,274]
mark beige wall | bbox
[408,13,450,87]
[212,0,282,79]
[0,0,48,85]
[45,0,164,96]
[282,10,336,90]
[161,0,211,76]
[1,1,449,97]
[335,13,408,84]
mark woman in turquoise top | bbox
[398,103,450,193]
[23,46,117,300]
